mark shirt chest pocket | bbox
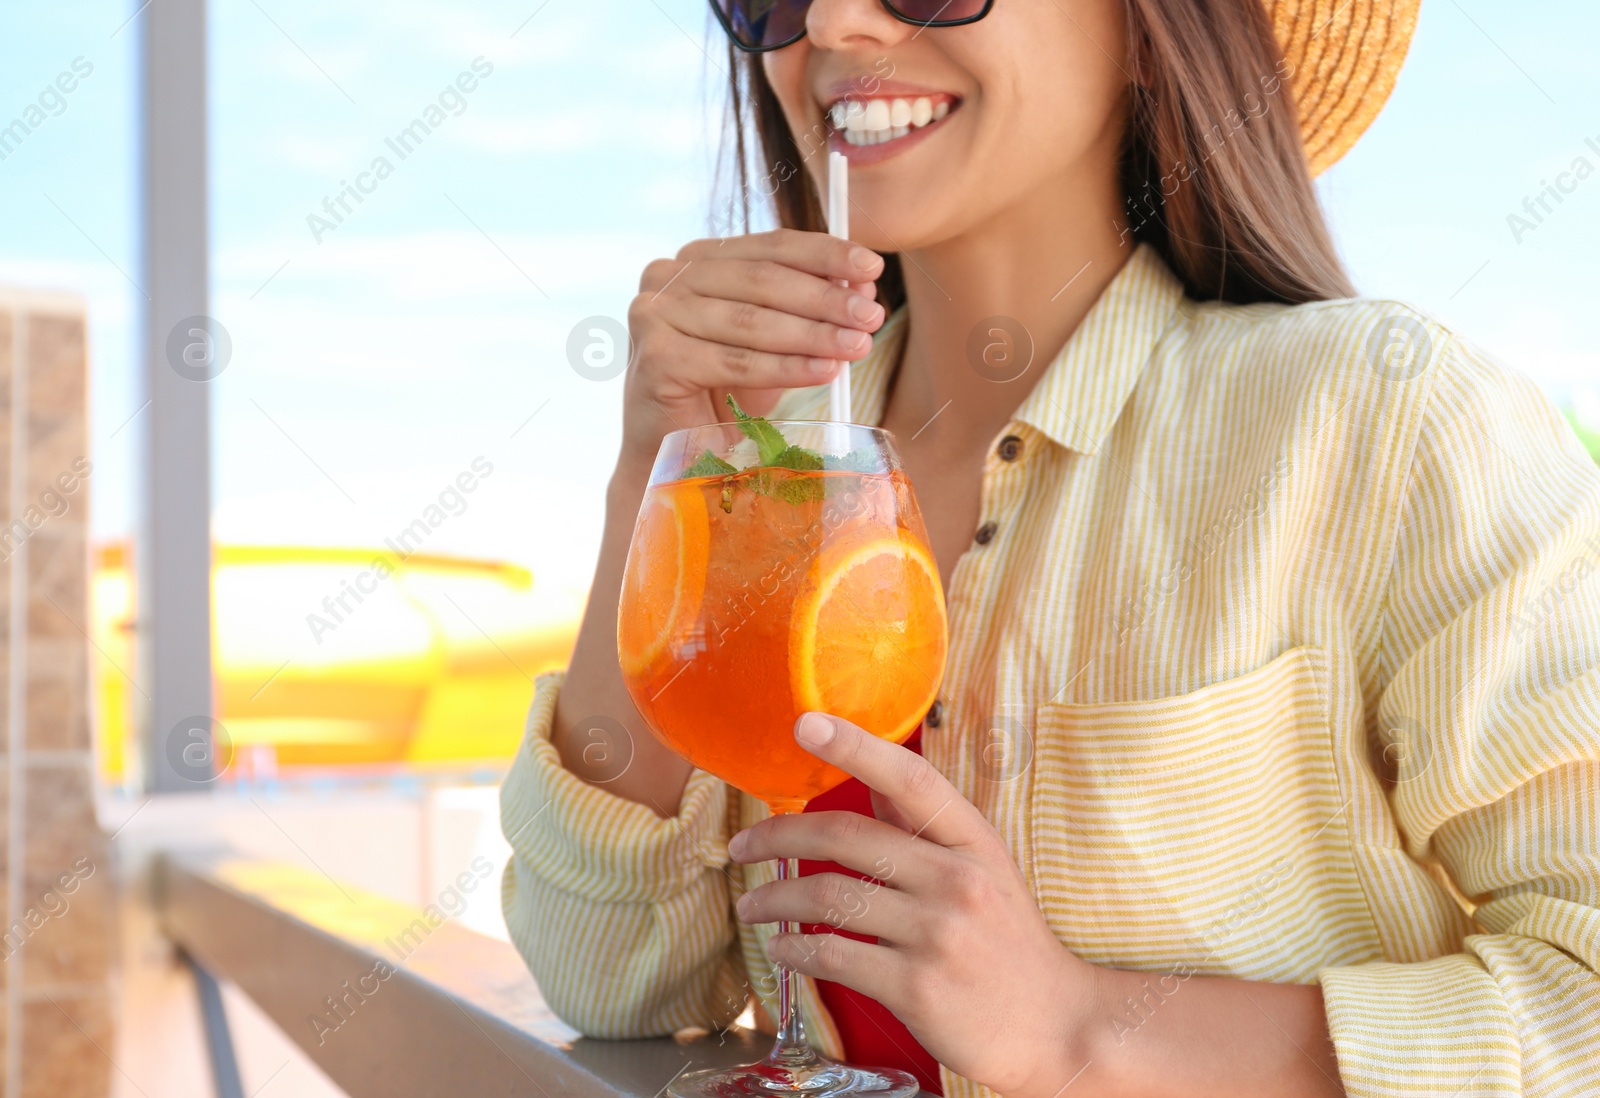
[1029,646,1381,982]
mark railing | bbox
[154,854,769,1097]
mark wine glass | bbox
[618,416,947,1098]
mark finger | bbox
[643,328,844,394]
[737,871,915,941]
[868,788,920,835]
[723,385,788,420]
[766,928,902,1006]
[679,228,884,282]
[729,810,934,889]
[668,294,875,362]
[795,712,986,849]
[676,260,884,331]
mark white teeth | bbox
[829,94,952,147]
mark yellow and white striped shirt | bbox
[501,244,1600,1097]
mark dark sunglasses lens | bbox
[716,0,810,49]
[887,0,987,23]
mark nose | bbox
[806,0,915,52]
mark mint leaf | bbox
[725,394,789,466]
[773,444,824,471]
[683,449,737,479]
[712,395,847,507]
[824,446,887,474]
[747,468,824,505]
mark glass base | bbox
[667,1044,920,1098]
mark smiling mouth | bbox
[826,93,959,147]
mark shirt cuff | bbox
[499,672,732,906]
[1318,953,1522,1097]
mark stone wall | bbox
[0,290,114,1098]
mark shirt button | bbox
[997,434,1024,462]
[925,700,944,729]
[974,520,998,546]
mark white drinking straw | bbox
[825,151,853,451]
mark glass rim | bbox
[649,419,902,485]
[657,418,894,442]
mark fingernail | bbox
[736,892,752,918]
[847,295,881,324]
[729,830,748,857]
[796,712,835,747]
[836,327,870,353]
[808,356,838,376]
[849,246,880,273]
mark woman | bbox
[502,0,1600,1094]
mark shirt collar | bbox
[1012,243,1188,454]
[848,243,1188,455]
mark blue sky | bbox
[1,0,1597,624]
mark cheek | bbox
[760,46,830,190]
[944,11,1129,178]
[1009,22,1127,144]
[761,48,812,129]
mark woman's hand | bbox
[552,233,884,810]
[621,229,887,467]
[728,711,1103,1098]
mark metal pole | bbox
[139,0,216,791]
[187,954,247,1098]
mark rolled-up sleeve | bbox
[499,672,747,1037]
[1318,335,1600,1095]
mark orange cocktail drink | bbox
[618,414,947,814]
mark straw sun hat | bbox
[1263,0,1422,174]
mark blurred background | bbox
[0,0,1596,1094]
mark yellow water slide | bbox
[92,544,579,779]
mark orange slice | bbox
[618,482,710,676]
[789,532,947,743]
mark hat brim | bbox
[1266,0,1422,175]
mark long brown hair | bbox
[717,0,1355,310]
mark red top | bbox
[798,726,943,1095]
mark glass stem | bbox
[768,855,812,1066]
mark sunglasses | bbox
[710,0,994,53]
